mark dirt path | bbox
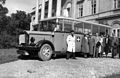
[0,58,120,78]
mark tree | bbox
[0,0,6,4]
[0,4,8,15]
[0,0,31,48]
[8,10,31,35]
[0,10,31,48]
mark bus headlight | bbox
[19,34,29,45]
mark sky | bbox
[4,0,41,15]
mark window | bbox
[74,22,83,33]
[91,0,96,14]
[114,0,120,9]
[44,1,48,18]
[39,20,56,31]
[77,3,83,17]
[64,19,73,32]
[114,0,117,8]
[92,24,99,35]
[84,23,92,34]
[54,19,63,32]
[52,0,57,17]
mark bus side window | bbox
[39,20,56,31]
[57,19,63,31]
[84,23,91,34]
[54,19,63,32]
[39,21,46,31]
[64,19,72,32]
[54,24,62,31]
[74,22,83,33]
[48,20,56,31]
[33,24,38,31]
[99,26,106,35]
[92,24,99,35]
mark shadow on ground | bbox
[18,52,85,61]
[18,55,39,60]
[103,73,120,78]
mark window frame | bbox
[77,3,83,18]
[91,0,96,14]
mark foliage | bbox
[0,5,31,48]
[0,0,6,4]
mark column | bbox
[30,16,34,31]
[116,29,118,37]
[41,0,45,19]
[35,0,39,24]
[48,0,53,17]
[30,22,34,31]
[56,0,61,16]
[71,0,77,18]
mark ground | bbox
[0,49,120,78]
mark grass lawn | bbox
[0,49,19,64]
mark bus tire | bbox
[38,44,53,61]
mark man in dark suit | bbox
[104,35,111,57]
[118,38,120,58]
[111,34,119,58]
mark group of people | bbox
[66,30,120,60]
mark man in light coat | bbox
[94,33,100,57]
[66,30,76,60]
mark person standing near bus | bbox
[66,30,76,60]
[88,33,95,57]
[81,34,89,58]
[111,34,119,58]
[118,38,120,58]
[104,35,111,57]
[99,34,104,57]
[94,33,101,58]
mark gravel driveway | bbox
[0,58,120,78]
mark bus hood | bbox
[25,31,54,35]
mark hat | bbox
[70,30,74,33]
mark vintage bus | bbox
[17,17,112,61]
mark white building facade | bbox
[31,0,120,37]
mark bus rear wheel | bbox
[38,44,53,61]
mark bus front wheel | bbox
[38,44,53,61]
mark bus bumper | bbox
[17,50,29,55]
[17,45,39,55]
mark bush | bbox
[0,32,18,49]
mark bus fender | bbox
[36,40,55,51]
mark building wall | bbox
[83,0,91,16]
[76,0,115,18]
[98,0,114,13]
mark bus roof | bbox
[40,16,112,28]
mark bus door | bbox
[53,20,64,52]
[54,32,64,52]
[75,34,83,52]
[74,22,84,52]
[62,19,73,52]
